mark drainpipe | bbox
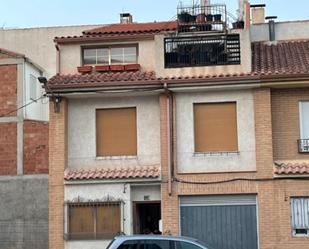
[55,44,60,74]
[164,83,173,196]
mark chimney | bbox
[120,13,133,24]
[266,16,277,41]
[250,4,266,24]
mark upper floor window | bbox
[194,102,238,153]
[83,46,137,65]
[298,101,309,153]
[291,197,309,237]
[96,107,137,157]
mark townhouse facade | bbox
[47,1,309,249]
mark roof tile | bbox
[274,161,309,175]
[83,21,177,35]
[64,165,160,181]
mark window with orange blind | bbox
[96,107,137,156]
[194,102,238,152]
[68,202,121,240]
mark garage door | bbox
[180,195,258,249]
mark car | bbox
[106,235,215,249]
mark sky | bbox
[0,0,308,29]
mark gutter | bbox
[55,44,60,74]
[163,83,173,196]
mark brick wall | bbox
[49,99,67,249]
[23,120,49,174]
[0,122,17,175]
[0,65,17,116]
[272,88,309,160]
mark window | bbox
[96,107,137,156]
[291,197,309,236]
[299,102,309,152]
[194,102,238,152]
[83,46,137,65]
[29,74,37,100]
[68,202,121,240]
[141,240,171,249]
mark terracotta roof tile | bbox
[274,161,309,175]
[64,165,160,181]
[252,40,309,75]
[47,71,159,89]
[83,21,177,35]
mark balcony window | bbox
[298,101,309,152]
[83,46,137,65]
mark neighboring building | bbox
[46,2,309,249]
[0,24,103,249]
[0,48,48,249]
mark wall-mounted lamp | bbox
[53,96,62,113]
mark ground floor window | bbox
[291,197,309,236]
[67,202,121,240]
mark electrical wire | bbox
[0,94,47,118]
[173,176,309,185]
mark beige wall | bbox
[175,89,256,173]
[0,25,101,77]
[67,95,161,169]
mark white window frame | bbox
[298,102,309,152]
[83,46,137,65]
[291,197,309,237]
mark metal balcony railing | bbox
[177,4,228,33]
[164,34,241,68]
[298,139,309,153]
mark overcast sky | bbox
[0,0,308,28]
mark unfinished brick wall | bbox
[0,123,17,175]
[0,65,17,116]
[272,88,309,160]
[23,120,49,174]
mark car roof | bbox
[114,235,199,243]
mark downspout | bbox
[56,44,60,74]
[164,83,173,196]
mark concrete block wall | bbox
[0,176,48,249]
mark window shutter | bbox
[291,198,309,229]
[194,102,238,152]
[96,107,137,156]
[96,203,121,239]
[69,206,94,239]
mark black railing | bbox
[298,139,309,153]
[177,4,228,33]
[164,34,241,68]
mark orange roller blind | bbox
[96,107,137,156]
[194,102,238,152]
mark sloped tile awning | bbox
[64,165,160,181]
[274,161,309,175]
